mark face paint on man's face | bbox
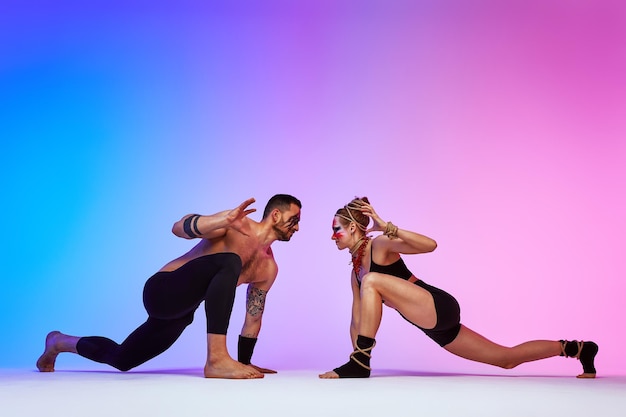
[285,214,300,229]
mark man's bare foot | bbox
[36,331,62,372]
[319,370,340,379]
[36,331,79,372]
[250,364,277,374]
[204,357,264,379]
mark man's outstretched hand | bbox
[226,198,257,236]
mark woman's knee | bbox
[496,355,519,370]
[360,272,386,290]
[500,362,518,370]
[491,349,520,370]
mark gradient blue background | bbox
[2,0,625,376]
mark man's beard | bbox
[273,223,293,241]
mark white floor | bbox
[1,368,625,417]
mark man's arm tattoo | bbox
[246,286,267,317]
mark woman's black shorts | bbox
[397,279,461,347]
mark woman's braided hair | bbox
[335,197,370,231]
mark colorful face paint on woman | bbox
[331,217,347,241]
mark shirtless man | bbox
[36,194,302,379]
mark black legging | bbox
[75,252,242,371]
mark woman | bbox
[319,197,598,379]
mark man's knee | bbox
[217,253,242,277]
[115,362,135,372]
[111,354,144,372]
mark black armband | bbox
[192,214,202,236]
[183,215,200,238]
[238,335,258,365]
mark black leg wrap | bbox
[560,340,598,376]
[333,335,376,378]
[579,342,598,375]
[238,335,257,365]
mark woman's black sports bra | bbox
[368,244,413,280]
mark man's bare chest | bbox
[240,248,276,283]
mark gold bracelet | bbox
[384,221,398,239]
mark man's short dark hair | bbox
[263,194,302,219]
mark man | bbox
[36,194,302,379]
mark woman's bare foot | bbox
[319,370,340,379]
[204,357,264,379]
[36,331,62,372]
